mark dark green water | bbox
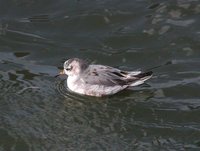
[0,0,200,150]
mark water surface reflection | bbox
[0,0,200,150]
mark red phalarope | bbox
[60,58,153,97]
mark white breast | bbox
[67,75,128,97]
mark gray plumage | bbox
[62,58,153,97]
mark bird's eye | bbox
[65,66,72,71]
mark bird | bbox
[59,58,153,97]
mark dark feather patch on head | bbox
[65,58,89,70]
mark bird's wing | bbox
[80,65,135,86]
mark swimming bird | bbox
[60,58,153,97]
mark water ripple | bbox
[54,78,87,102]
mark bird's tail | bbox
[129,71,153,86]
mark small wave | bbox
[54,78,87,102]
[19,15,51,23]
[6,29,46,40]
[166,19,195,27]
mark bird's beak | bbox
[59,70,65,75]
[54,69,65,78]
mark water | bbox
[0,0,200,150]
